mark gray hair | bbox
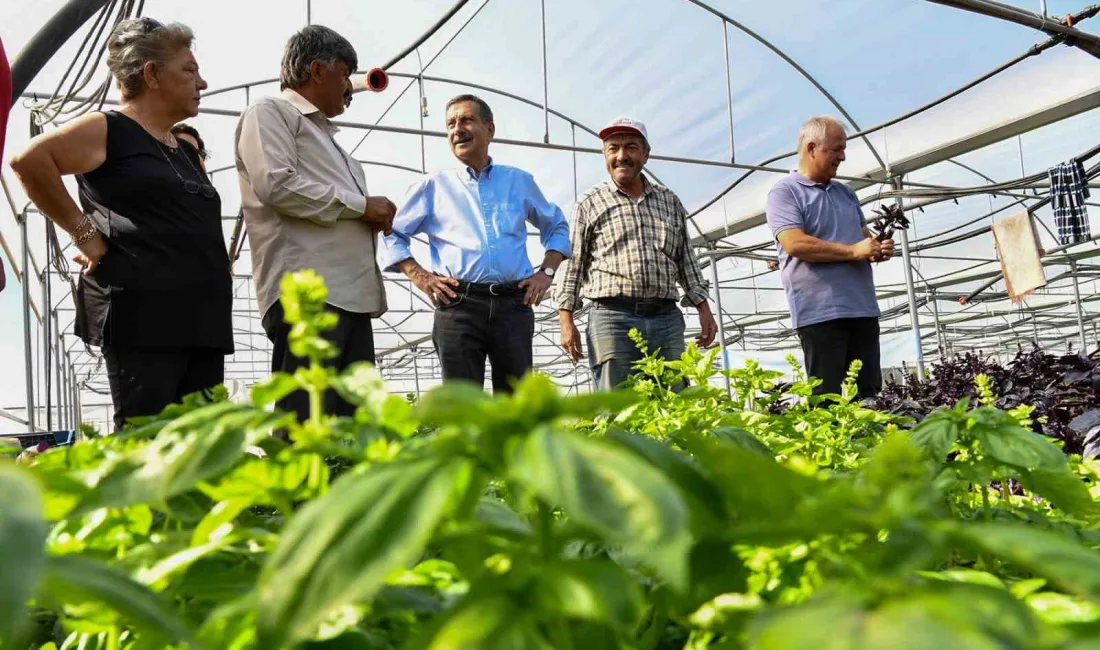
[445,94,493,123]
[280,25,358,91]
[106,17,195,100]
[797,116,847,155]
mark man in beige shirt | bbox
[235,25,396,421]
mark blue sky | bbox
[1,0,1098,428]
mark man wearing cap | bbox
[557,116,717,390]
[382,94,571,394]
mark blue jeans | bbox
[586,305,686,391]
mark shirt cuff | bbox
[556,292,581,311]
[545,234,572,259]
[380,240,414,274]
[341,192,368,220]
[680,286,711,308]
[770,224,801,241]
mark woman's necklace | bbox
[125,106,177,149]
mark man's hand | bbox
[876,238,895,262]
[696,303,718,347]
[73,232,107,275]
[518,270,552,305]
[560,313,583,360]
[850,237,882,262]
[362,197,397,235]
[406,264,460,307]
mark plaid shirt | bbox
[556,178,710,311]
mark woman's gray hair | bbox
[106,17,195,100]
[797,116,847,155]
[280,25,358,90]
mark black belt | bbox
[459,280,524,296]
[594,297,678,316]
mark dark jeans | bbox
[586,303,686,391]
[104,346,224,432]
[796,316,882,398]
[432,286,534,394]
[263,301,375,421]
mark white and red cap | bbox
[598,115,649,144]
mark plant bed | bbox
[863,348,1100,456]
[2,273,1100,650]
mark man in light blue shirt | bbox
[382,94,570,393]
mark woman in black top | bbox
[10,17,233,432]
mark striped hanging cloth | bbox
[1048,160,1091,245]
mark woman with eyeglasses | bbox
[10,17,233,432]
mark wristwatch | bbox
[539,266,555,278]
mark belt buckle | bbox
[489,283,502,296]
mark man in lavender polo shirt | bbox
[765,116,895,397]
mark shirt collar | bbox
[283,89,321,116]
[793,171,831,188]
[610,175,653,198]
[283,89,340,136]
[462,156,494,180]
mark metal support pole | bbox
[708,255,731,395]
[19,214,36,431]
[71,366,80,430]
[416,50,427,173]
[1031,308,1041,349]
[1070,258,1088,352]
[571,124,578,201]
[42,236,53,431]
[306,0,311,25]
[539,0,549,144]
[721,19,736,163]
[929,288,944,359]
[925,0,1100,59]
[62,347,72,428]
[894,176,926,380]
[54,311,64,429]
[412,352,422,397]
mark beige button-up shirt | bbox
[235,89,387,317]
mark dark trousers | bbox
[262,301,375,421]
[796,316,882,398]
[432,286,534,394]
[104,347,224,432]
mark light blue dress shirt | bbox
[381,161,571,283]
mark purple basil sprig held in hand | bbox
[870,204,910,241]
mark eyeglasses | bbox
[154,140,219,200]
[180,179,218,199]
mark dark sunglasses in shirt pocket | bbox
[434,292,465,311]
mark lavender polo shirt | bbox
[765,172,880,329]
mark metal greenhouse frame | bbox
[3,0,1099,431]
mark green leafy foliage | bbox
[5,272,1100,650]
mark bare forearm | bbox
[786,237,856,263]
[540,250,565,271]
[10,156,85,234]
[558,308,575,327]
[396,257,429,281]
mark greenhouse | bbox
[2,1,1100,648]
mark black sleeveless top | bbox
[74,111,234,353]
